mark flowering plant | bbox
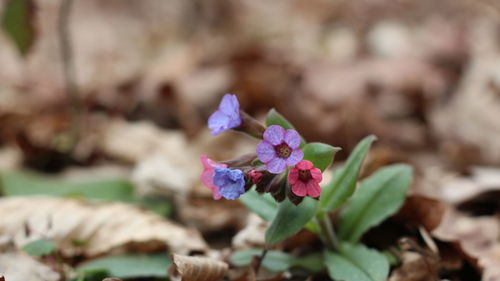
[201,94,413,281]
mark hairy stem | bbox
[316,210,338,251]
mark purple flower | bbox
[212,167,246,200]
[208,94,242,135]
[256,125,303,174]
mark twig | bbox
[58,0,81,152]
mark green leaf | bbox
[338,164,412,243]
[70,269,109,281]
[230,249,324,273]
[266,109,305,146]
[1,0,35,56]
[302,142,341,172]
[320,135,376,212]
[230,249,292,272]
[136,196,172,217]
[0,170,135,202]
[239,188,278,221]
[291,252,325,273]
[324,242,389,281]
[77,253,171,279]
[266,197,318,245]
[266,108,296,130]
[22,239,55,256]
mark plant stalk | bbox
[58,0,81,153]
[316,210,338,251]
[254,249,268,275]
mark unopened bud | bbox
[248,170,263,184]
[286,184,304,205]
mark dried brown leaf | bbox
[0,251,59,281]
[389,251,439,281]
[232,214,268,249]
[0,197,207,257]
[170,254,228,281]
[432,209,500,280]
[396,194,447,231]
[431,21,500,166]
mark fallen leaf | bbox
[430,166,500,206]
[0,251,60,281]
[431,20,500,166]
[0,197,207,257]
[100,119,198,197]
[169,254,228,281]
[432,209,500,280]
[232,214,268,250]
[388,251,439,281]
[395,194,447,231]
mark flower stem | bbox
[316,210,338,251]
[254,249,268,275]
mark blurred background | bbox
[0,0,499,280]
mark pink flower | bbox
[200,155,228,200]
[288,160,322,198]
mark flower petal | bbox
[287,167,299,184]
[219,94,240,116]
[213,167,230,188]
[306,181,321,198]
[256,141,276,163]
[284,129,301,149]
[266,157,286,174]
[213,167,245,200]
[292,181,307,197]
[212,191,222,200]
[310,168,323,182]
[263,125,285,145]
[200,156,225,200]
[286,149,304,166]
[208,110,230,135]
[296,160,313,170]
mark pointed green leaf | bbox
[266,108,296,130]
[338,164,412,243]
[77,253,170,279]
[1,0,35,56]
[320,135,376,211]
[22,239,55,256]
[324,242,389,281]
[266,197,318,245]
[239,188,278,221]
[302,142,341,172]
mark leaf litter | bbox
[0,0,499,280]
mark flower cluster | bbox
[200,94,324,204]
